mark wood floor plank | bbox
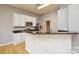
[0,43,29,54]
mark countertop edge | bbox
[28,32,79,35]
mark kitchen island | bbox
[25,32,79,54]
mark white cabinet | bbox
[68,5,79,32]
[20,14,26,26]
[57,7,68,30]
[13,13,36,26]
[13,13,20,26]
[25,34,71,54]
[58,5,79,32]
[13,13,26,26]
[13,33,25,44]
[25,15,36,26]
[30,16,36,26]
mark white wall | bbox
[0,5,39,45]
[40,11,58,33]
[0,5,13,45]
[58,7,68,30]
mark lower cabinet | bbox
[25,33,71,54]
[13,33,25,44]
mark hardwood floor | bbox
[0,43,29,54]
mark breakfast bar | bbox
[25,32,79,54]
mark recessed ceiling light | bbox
[38,4,50,9]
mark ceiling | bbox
[9,4,62,15]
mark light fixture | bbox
[38,4,50,9]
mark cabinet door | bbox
[13,13,26,26]
[29,16,36,26]
[13,13,21,26]
[32,17,36,26]
[13,33,25,44]
[20,14,26,26]
[13,33,21,43]
[58,7,68,30]
[20,33,25,42]
[25,15,30,22]
[68,5,79,32]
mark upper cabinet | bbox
[58,5,79,32]
[57,7,68,30]
[68,5,79,32]
[13,13,36,27]
[25,15,36,26]
[30,16,36,26]
[20,14,26,26]
[13,13,26,26]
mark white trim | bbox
[13,41,24,45]
[25,48,32,54]
[0,42,13,47]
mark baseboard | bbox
[0,42,13,47]
[13,41,25,45]
[25,48,32,54]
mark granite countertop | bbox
[13,30,79,34]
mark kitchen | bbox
[0,4,79,54]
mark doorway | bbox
[46,21,50,33]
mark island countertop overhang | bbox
[29,32,79,35]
